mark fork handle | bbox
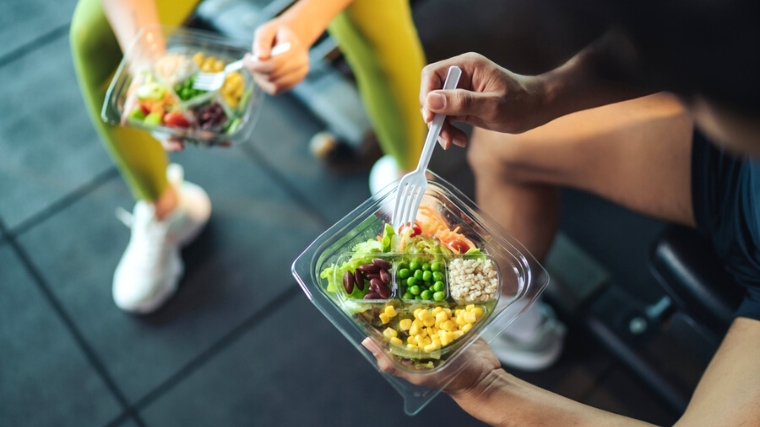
[415,65,462,173]
[224,42,291,72]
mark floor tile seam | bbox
[0,23,70,69]
[8,166,120,239]
[131,284,302,412]
[237,142,333,228]
[6,230,147,427]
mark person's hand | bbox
[420,52,548,149]
[362,337,501,397]
[244,18,309,95]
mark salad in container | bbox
[102,26,264,147]
[292,172,549,415]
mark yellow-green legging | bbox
[70,0,426,202]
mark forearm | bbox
[278,0,355,47]
[450,369,657,427]
[100,0,161,51]
[535,29,654,125]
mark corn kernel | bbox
[192,52,205,66]
[407,343,417,350]
[213,59,225,72]
[399,318,412,331]
[462,323,473,333]
[383,328,397,339]
[379,313,390,324]
[442,320,456,332]
[432,306,443,314]
[472,306,484,318]
[413,308,423,317]
[464,312,477,324]
[466,304,475,311]
[409,323,420,336]
[453,330,464,339]
[201,57,216,72]
[384,306,397,317]
[455,313,466,326]
[390,336,403,346]
[423,343,440,353]
[435,312,449,323]
[423,317,436,327]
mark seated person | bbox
[71,0,211,314]
[365,1,760,423]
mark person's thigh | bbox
[468,92,696,226]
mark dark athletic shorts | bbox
[691,129,760,320]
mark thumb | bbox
[425,89,484,118]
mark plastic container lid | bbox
[292,171,549,415]
[102,25,264,147]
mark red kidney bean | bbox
[354,270,365,291]
[379,269,391,284]
[370,278,383,292]
[376,282,391,299]
[365,272,380,281]
[343,271,355,294]
[372,259,392,270]
[357,263,379,273]
[369,279,380,294]
[364,292,381,299]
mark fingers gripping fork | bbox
[391,66,461,230]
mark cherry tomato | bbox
[163,111,190,128]
[398,223,422,237]
[448,239,470,254]
[139,102,152,116]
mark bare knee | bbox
[467,128,542,184]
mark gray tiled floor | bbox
[0,1,687,426]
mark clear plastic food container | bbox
[102,26,264,147]
[292,172,549,415]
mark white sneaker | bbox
[489,302,567,371]
[369,154,404,197]
[112,164,211,313]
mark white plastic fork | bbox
[391,65,462,230]
[192,42,291,91]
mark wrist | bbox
[448,368,515,426]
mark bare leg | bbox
[469,92,694,368]
[468,92,695,263]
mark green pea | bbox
[422,262,431,271]
[414,270,424,281]
[407,277,417,287]
[403,292,414,300]
[433,271,444,282]
[409,261,420,271]
[431,261,443,272]
[420,289,432,300]
[433,281,444,292]
[433,291,446,301]
[397,261,408,269]
[397,268,410,279]
[409,285,420,295]
[422,271,432,282]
